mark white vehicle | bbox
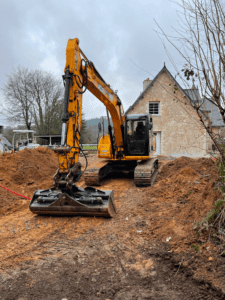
[0,134,12,152]
[12,130,40,152]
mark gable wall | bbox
[127,71,207,157]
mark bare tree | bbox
[2,67,33,129]
[156,0,225,160]
[29,69,63,135]
[2,67,64,134]
[156,0,225,245]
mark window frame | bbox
[149,102,160,116]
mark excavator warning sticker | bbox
[98,84,113,100]
[105,90,113,100]
[98,83,105,94]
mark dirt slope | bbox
[0,150,225,299]
[144,157,220,251]
[0,147,58,213]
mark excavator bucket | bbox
[29,186,117,217]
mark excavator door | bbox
[124,114,150,156]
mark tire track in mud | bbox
[0,222,223,299]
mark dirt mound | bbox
[140,156,220,253]
[0,154,224,295]
[0,147,58,215]
[159,156,217,179]
[178,167,198,177]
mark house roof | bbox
[203,99,224,127]
[183,88,201,102]
[125,64,225,128]
[126,65,197,115]
[183,89,224,127]
[126,65,223,123]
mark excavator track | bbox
[84,168,101,186]
[84,160,111,186]
[134,158,159,187]
[84,158,159,187]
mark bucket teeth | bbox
[29,186,117,217]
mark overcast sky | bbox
[1,0,183,125]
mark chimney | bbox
[143,78,152,91]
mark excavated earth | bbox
[0,147,225,299]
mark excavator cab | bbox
[124,114,152,156]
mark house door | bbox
[153,132,161,156]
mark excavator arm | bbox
[29,38,117,217]
[58,38,126,175]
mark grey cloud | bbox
[1,0,182,122]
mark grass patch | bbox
[82,145,97,150]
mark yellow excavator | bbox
[29,38,158,217]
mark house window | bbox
[149,102,159,115]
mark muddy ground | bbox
[0,148,225,299]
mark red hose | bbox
[0,184,31,200]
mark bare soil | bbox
[0,148,225,299]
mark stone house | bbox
[126,65,224,157]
